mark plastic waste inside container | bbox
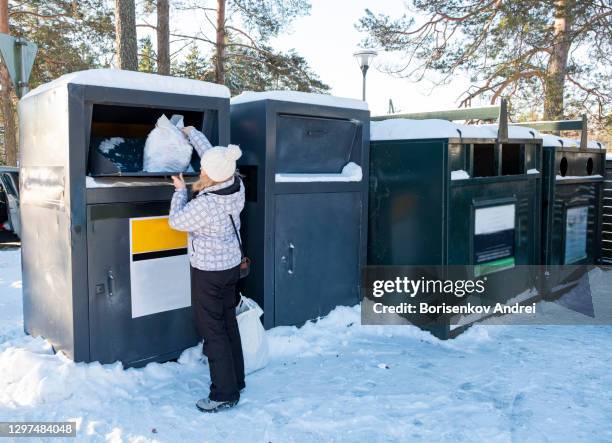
[89,113,200,176]
[143,114,193,172]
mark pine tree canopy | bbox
[358,0,611,128]
[9,0,115,87]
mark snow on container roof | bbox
[537,134,604,150]
[231,90,368,111]
[540,134,579,148]
[586,140,605,150]
[482,124,540,140]
[370,119,495,141]
[23,68,230,100]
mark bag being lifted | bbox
[143,114,193,172]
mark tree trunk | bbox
[157,0,170,75]
[544,0,573,121]
[215,0,226,85]
[0,0,17,166]
[115,0,138,70]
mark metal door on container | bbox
[276,114,361,174]
[87,202,199,366]
[274,192,361,326]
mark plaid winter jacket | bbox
[169,129,245,271]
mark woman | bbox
[169,126,245,413]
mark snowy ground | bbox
[1,249,612,442]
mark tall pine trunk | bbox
[0,0,17,166]
[215,0,226,85]
[157,0,170,75]
[544,0,572,121]
[115,0,138,70]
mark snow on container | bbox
[230,91,369,328]
[368,118,543,338]
[19,69,230,367]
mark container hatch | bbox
[275,114,361,174]
[87,104,218,177]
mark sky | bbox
[268,0,479,116]
[139,0,484,117]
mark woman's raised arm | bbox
[183,127,214,158]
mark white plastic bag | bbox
[236,295,269,374]
[143,114,193,172]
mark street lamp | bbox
[353,49,377,101]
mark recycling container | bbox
[539,135,606,291]
[604,155,612,263]
[230,91,369,328]
[19,69,230,366]
[368,120,542,337]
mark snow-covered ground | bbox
[1,249,612,442]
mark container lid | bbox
[231,90,368,111]
[23,69,230,100]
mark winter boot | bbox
[196,397,238,413]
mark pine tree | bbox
[0,0,16,166]
[115,0,138,70]
[138,36,157,73]
[9,0,115,87]
[358,1,611,127]
[176,0,329,93]
[157,0,170,75]
[4,0,114,165]
[174,44,211,81]
[222,43,328,95]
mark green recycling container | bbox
[540,135,606,294]
[368,120,543,338]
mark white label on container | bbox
[564,206,588,264]
[474,204,516,235]
[130,254,191,318]
[129,216,191,318]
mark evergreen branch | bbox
[9,10,73,20]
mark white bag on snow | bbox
[236,295,269,374]
[143,114,193,172]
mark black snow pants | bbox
[191,265,245,402]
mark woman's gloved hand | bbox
[181,126,195,137]
[172,173,186,190]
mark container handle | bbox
[306,129,328,137]
[288,243,295,274]
[107,270,115,297]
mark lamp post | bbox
[353,49,377,101]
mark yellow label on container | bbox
[130,216,187,254]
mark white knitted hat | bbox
[200,144,242,182]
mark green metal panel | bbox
[540,146,606,293]
[368,139,446,266]
[372,106,500,122]
[368,137,543,338]
[448,176,541,304]
[512,119,583,132]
